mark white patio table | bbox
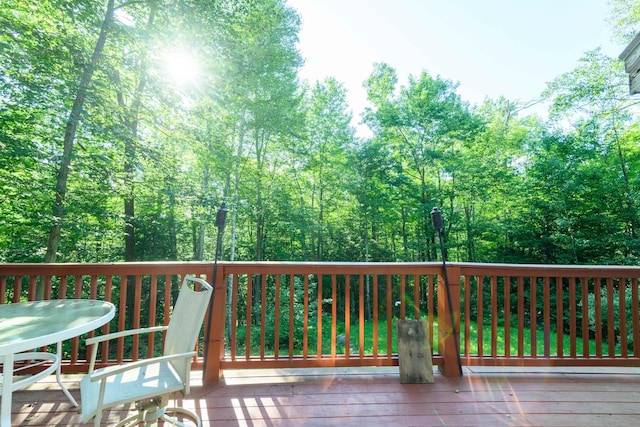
[0,299,115,427]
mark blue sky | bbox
[287,0,625,130]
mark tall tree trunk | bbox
[252,128,265,318]
[118,5,154,329]
[310,183,317,260]
[167,179,178,260]
[420,171,435,262]
[318,184,324,261]
[464,204,474,262]
[612,127,638,240]
[194,165,209,261]
[121,6,154,263]
[361,178,371,320]
[195,219,205,260]
[401,206,409,261]
[44,0,114,268]
[227,124,243,342]
[254,128,266,261]
[39,0,115,301]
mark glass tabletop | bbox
[0,299,115,355]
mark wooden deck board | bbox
[7,366,640,426]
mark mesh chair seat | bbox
[79,276,213,427]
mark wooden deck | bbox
[9,366,640,426]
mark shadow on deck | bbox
[10,366,640,426]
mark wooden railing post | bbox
[437,265,462,377]
[204,265,227,383]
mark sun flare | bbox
[161,50,200,86]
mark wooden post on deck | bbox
[203,265,227,383]
[396,319,434,383]
[437,265,462,377]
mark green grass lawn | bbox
[236,316,603,357]
[461,319,599,357]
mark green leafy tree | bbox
[607,0,640,42]
[454,98,531,262]
[363,63,481,261]
[43,0,115,266]
[543,49,638,262]
[0,0,118,271]
[297,78,355,260]
[219,0,303,261]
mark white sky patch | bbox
[286,0,626,136]
[114,8,135,27]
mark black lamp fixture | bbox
[216,203,228,230]
[430,206,444,231]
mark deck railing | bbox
[218,262,445,374]
[458,263,640,367]
[0,262,216,372]
[1,262,639,383]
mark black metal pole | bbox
[430,207,462,376]
[203,203,227,376]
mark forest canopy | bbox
[1,0,639,265]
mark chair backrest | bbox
[163,276,213,381]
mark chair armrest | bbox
[87,351,196,382]
[86,326,169,372]
[86,326,169,347]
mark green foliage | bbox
[3,1,639,377]
[607,0,640,42]
[1,0,639,272]
[234,274,318,354]
[585,280,636,352]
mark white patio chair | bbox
[79,276,213,427]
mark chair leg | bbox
[112,399,162,427]
[160,407,202,427]
[114,413,144,427]
[111,397,201,427]
[112,407,201,427]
